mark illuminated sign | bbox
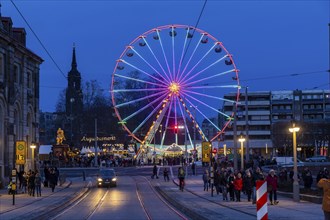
[16,141,26,165]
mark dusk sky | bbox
[2,0,329,113]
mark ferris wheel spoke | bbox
[188,84,240,90]
[171,26,176,82]
[160,98,174,148]
[184,69,236,87]
[177,100,194,146]
[183,90,238,104]
[120,59,168,86]
[143,32,172,83]
[113,87,163,93]
[115,90,167,108]
[114,74,167,89]
[178,34,204,81]
[182,97,221,133]
[156,30,173,81]
[129,46,171,84]
[123,93,168,123]
[131,94,170,134]
[182,91,231,119]
[179,43,216,83]
[181,54,229,84]
[178,96,208,141]
[176,28,190,82]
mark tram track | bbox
[133,176,188,220]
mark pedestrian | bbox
[202,169,210,191]
[302,167,313,190]
[220,170,228,201]
[28,171,36,196]
[22,172,28,193]
[252,167,264,204]
[234,172,243,202]
[266,169,278,205]
[243,169,253,202]
[191,162,196,176]
[178,167,185,191]
[49,168,57,192]
[163,168,170,182]
[317,177,330,220]
[152,164,159,179]
[227,172,235,201]
[34,172,42,197]
[214,169,222,195]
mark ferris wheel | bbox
[111,24,240,155]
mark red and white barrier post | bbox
[256,180,268,220]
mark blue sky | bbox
[2,0,329,113]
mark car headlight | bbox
[112,178,117,182]
[98,178,103,182]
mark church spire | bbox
[71,43,77,70]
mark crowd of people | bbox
[8,166,60,196]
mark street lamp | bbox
[289,124,300,202]
[238,135,245,170]
[30,143,37,171]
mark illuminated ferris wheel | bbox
[111,24,240,155]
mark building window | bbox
[27,71,32,88]
[13,64,21,84]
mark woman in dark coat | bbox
[48,168,57,192]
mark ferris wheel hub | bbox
[169,82,180,94]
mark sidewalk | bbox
[0,177,89,219]
[152,174,323,220]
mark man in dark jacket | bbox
[252,167,264,204]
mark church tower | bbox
[66,45,83,146]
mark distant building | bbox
[0,14,43,181]
[220,89,330,158]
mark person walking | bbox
[49,168,57,192]
[252,167,264,204]
[163,168,170,182]
[243,169,253,202]
[318,177,330,220]
[220,170,228,201]
[227,172,235,201]
[34,172,42,197]
[178,167,185,191]
[202,169,210,191]
[152,164,159,179]
[234,172,243,202]
[191,162,196,176]
[266,169,278,205]
[28,171,36,196]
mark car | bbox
[305,156,329,162]
[190,161,203,166]
[271,157,305,167]
[97,169,117,187]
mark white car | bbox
[305,156,329,162]
[191,161,203,166]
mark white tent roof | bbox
[39,145,52,154]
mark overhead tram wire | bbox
[10,0,67,79]
[201,69,327,86]
[181,0,208,63]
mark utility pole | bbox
[94,118,98,167]
[245,87,250,163]
[233,102,238,170]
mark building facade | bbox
[220,89,330,159]
[0,15,43,182]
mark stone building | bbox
[0,14,43,183]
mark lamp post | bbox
[289,124,300,202]
[190,105,197,161]
[238,135,245,170]
[30,143,36,171]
